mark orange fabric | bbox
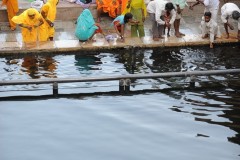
[96,0,119,18]
[2,0,19,30]
[119,0,128,14]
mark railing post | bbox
[53,82,58,96]
[125,79,131,93]
[119,79,131,94]
[119,79,125,93]
[189,75,196,88]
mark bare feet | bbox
[210,42,213,48]
[153,37,159,41]
[120,37,125,42]
[175,33,182,38]
[229,24,234,30]
[226,33,229,39]
[179,32,185,36]
[202,34,208,39]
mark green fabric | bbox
[131,7,143,25]
[131,25,145,37]
[172,0,187,9]
[130,7,145,37]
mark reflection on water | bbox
[166,89,240,146]
[0,46,240,160]
[3,56,57,79]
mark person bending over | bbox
[221,2,240,40]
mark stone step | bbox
[0,0,97,22]
[1,0,239,23]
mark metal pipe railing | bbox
[0,69,239,86]
[0,69,239,95]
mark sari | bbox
[41,0,59,38]
[75,9,98,41]
[12,8,49,42]
[1,0,19,30]
[96,0,119,18]
[118,0,128,15]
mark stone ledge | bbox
[0,36,239,55]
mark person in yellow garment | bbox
[123,0,147,38]
[41,0,59,41]
[12,8,48,43]
[0,0,19,31]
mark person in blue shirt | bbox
[111,12,138,41]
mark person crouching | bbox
[201,12,219,48]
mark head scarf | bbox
[75,9,98,41]
[12,8,40,25]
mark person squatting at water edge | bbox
[111,12,139,42]
[75,9,104,42]
[147,0,176,41]
[122,0,147,38]
[12,8,49,44]
[221,2,240,40]
[0,0,19,31]
[201,11,220,49]
[41,0,59,41]
[189,0,219,23]
[96,0,129,23]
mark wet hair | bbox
[124,13,133,23]
[204,12,212,17]
[165,2,175,11]
[232,11,240,20]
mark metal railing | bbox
[0,69,240,96]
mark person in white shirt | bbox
[221,3,240,40]
[201,12,219,48]
[147,0,176,41]
[190,0,219,23]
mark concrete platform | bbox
[0,0,239,55]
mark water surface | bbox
[0,46,240,160]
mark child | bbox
[200,12,218,48]
[111,12,138,41]
[162,11,171,37]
